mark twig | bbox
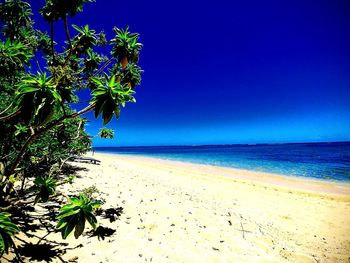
[0,102,14,115]
[0,108,21,121]
[34,54,43,73]
[74,119,83,139]
[50,21,56,63]
[240,221,246,239]
[63,15,72,48]
[89,57,115,79]
[235,216,252,240]
[12,241,24,263]
[0,199,35,212]
[14,236,28,244]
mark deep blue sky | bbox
[31,0,350,146]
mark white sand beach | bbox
[8,153,350,262]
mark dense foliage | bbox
[0,0,142,257]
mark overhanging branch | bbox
[7,103,96,177]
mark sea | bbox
[94,142,350,183]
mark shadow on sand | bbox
[16,243,65,262]
[9,203,122,262]
[4,162,124,262]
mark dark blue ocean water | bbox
[94,142,350,182]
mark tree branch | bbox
[50,22,56,63]
[74,119,83,139]
[0,108,21,121]
[0,102,14,115]
[63,14,72,48]
[34,54,43,73]
[7,103,96,178]
[0,198,35,212]
[62,43,78,67]
[89,57,115,79]
[1,190,68,212]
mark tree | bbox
[0,0,143,257]
[98,127,114,139]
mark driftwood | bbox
[68,155,101,165]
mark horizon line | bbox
[93,140,350,148]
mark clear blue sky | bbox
[32,0,350,146]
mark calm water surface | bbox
[95,142,350,182]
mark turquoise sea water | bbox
[94,142,350,182]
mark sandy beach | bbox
[7,153,350,262]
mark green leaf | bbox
[94,99,107,119]
[85,213,98,229]
[0,213,19,255]
[74,217,85,238]
[102,111,113,125]
[15,73,61,125]
[56,220,68,230]
[17,86,39,94]
[72,24,82,32]
[62,216,76,239]
[0,234,5,256]
[57,207,80,219]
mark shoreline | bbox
[93,152,350,197]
